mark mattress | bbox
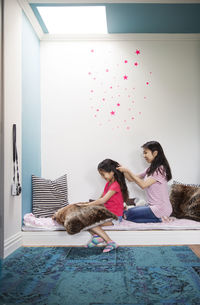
[22,213,200,232]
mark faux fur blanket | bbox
[52,203,118,234]
[170,183,200,222]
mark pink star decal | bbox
[106,69,109,72]
[123,75,128,80]
[117,103,120,106]
[91,49,94,53]
[90,90,94,93]
[146,82,150,85]
[124,60,128,63]
[96,109,99,112]
[134,62,138,66]
[110,111,115,115]
[88,72,91,75]
[102,98,105,101]
[136,49,140,55]
[131,117,135,120]
[126,126,130,130]
[110,86,112,89]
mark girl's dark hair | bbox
[98,159,129,202]
[142,141,172,181]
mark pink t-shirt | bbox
[102,181,124,217]
[140,167,172,218]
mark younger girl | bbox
[84,159,129,253]
[117,141,172,223]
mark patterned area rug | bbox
[0,246,200,305]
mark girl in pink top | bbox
[84,159,129,252]
[117,141,172,223]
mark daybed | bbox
[23,177,200,246]
[22,213,200,246]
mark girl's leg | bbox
[100,221,113,226]
[90,226,112,243]
[124,206,161,223]
[87,226,118,252]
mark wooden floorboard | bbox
[189,245,200,258]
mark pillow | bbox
[52,203,118,234]
[32,174,68,218]
[170,181,200,221]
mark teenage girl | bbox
[117,141,172,223]
[84,159,129,253]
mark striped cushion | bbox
[32,174,68,218]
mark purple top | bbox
[139,167,172,218]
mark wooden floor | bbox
[189,245,200,258]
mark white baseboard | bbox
[4,232,23,258]
[22,230,200,247]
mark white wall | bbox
[41,38,200,204]
[4,0,22,257]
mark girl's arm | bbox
[86,190,116,206]
[129,174,156,189]
[123,171,134,182]
[117,166,143,182]
[124,172,142,181]
[117,166,156,189]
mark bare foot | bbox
[161,216,175,223]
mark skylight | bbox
[37,6,108,34]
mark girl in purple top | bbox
[117,141,172,223]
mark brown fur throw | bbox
[170,183,200,221]
[52,203,118,234]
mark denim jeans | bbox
[124,206,162,223]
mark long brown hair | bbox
[98,159,129,202]
[142,141,172,181]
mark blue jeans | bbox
[124,206,162,223]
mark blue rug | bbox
[0,246,200,305]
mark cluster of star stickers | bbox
[88,48,152,131]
